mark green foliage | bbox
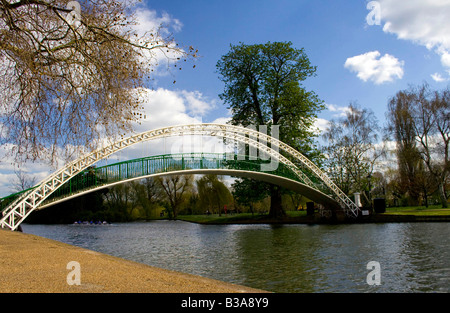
[216,41,325,218]
[196,175,233,215]
[216,41,324,153]
[231,177,269,212]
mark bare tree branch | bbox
[1,0,197,164]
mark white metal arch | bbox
[38,169,341,210]
[1,123,360,230]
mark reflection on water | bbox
[21,221,450,293]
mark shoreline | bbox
[0,229,267,293]
[174,213,450,225]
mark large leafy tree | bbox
[216,41,324,218]
[231,176,269,214]
[0,0,196,164]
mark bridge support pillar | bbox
[306,202,315,216]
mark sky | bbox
[140,0,450,125]
[1,0,450,197]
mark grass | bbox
[175,205,450,224]
[177,210,309,224]
[384,204,450,216]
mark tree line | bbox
[322,83,449,209]
[26,173,305,224]
[385,84,449,208]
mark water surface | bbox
[22,221,450,292]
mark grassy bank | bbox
[175,205,450,225]
[384,204,450,216]
[177,210,309,224]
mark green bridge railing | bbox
[1,152,328,210]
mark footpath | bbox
[0,229,266,293]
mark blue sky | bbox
[141,0,450,128]
[1,0,450,196]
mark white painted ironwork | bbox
[1,123,360,230]
[38,168,340,210]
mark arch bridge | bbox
[1,123,360,230]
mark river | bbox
[21,221,450,293]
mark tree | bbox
[140,177,165,218]
[388,84,449,207]
[322,103,383,206]
[414,85,449,208]
[156,173,193,219]
[127,177,166,219]
[12,170,36,192]
[216,41,324,218]
[386,90,427,205]
[0,0,196,164]
[103,183,134,221]
[231,177,269,215]
[196,174,232,215]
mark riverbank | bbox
[0,229,267,293]
[175,207,450,225]
[177,214,450,225]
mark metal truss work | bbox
[38,152,339,210]
[1,123,360,230]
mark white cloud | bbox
[314,104,353,135]
[0,144,53,197]
[130,6,186,74]
[132,88,216,132]
[344,51,404,84]
[314,118,330,135]
[378,0,450,70]
[114,87,231,160]
[180,90,215,116]
[431,72,448,82]
[441,51,450,68]
[133,10,183,35]
[211,117,231,125]
[327,103,352,117]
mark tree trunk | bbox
[438,182,448,208]
[423,190,429,208]
[268,185,285,218]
